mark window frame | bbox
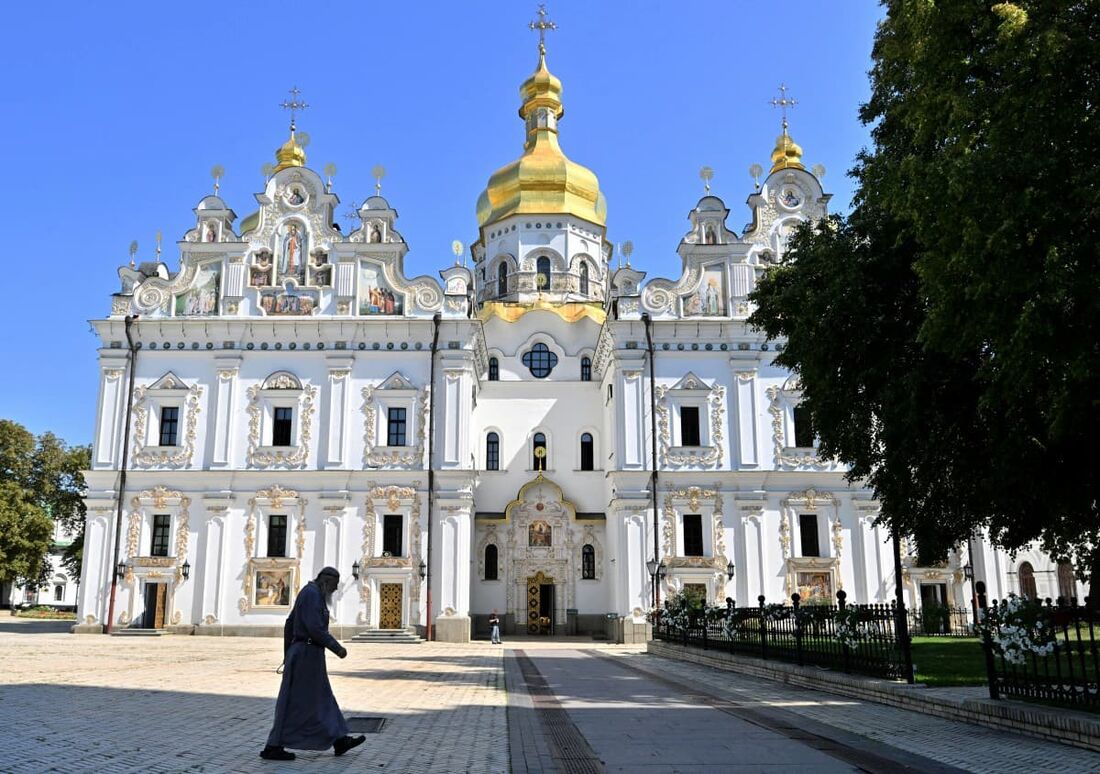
[580,356,592,382]
[522,343,559,378]
[579,432,595,471]
[484,544,499,581]
[497,261,508,296]
[579,262,590,295]
[267,514,288,558]
[150,514,171,557]
[536,255,551,291]
[798,513,821,558]
[581,544,596,579]
[488,357,500,381]
[533,432,548,471]
[272,406,294,447]
[387,406,408,447]
[486,431,500,471]
[682,513,705,557]
[382,513,404,557]
[158,405,180,447]
[792,404,816,449]
[679,405,702,447]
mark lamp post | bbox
[726,561,735,580]
[116,561,127,581]
[646,559,659,610]
[181,561,190,581]
[351,561,360,581]
[418,561,427,580]
[963,559,977,630]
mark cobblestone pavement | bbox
[1,622,1096,774]
[601,650,1100,774]
[0,623,510,774]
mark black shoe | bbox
[260,745,295,761]
[334,734,366,756]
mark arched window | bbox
[580,356,592,382]
[580,432,594,471]
[533,432,547,471]
[485,544,498,581]
[497,262,508,297]
[488,357,499,381]
[54,585,64,602]
[537,256,551,291]
[582,544,595,579]
[486,432,500,471]
[1058,562,1076,603]
[1018,561,1037,599]
[579,262,590,295]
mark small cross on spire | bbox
[529,4,557,55]
[770,84,797,130]
[280,86,309,131]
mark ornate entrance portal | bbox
[527,571,554,634]
[380,583,403,629]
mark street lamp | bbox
[657,562,667,581]
[116,560,126,579]
[351,561,360,580]
[726,560,735,580]
[646,559,659,578]
[418,560,427,580]
[963,563,974,581]
[181,561,191,581]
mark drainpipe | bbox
[106,314,139,634]
[642,313,660,609]
[425,313,441,641]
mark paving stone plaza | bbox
[0,619,1095,773]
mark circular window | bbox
[522,343,558,378]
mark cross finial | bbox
[280,86,309,132]
[529,4,557,55]
[770,84,797,130]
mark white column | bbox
[437,505,472,616]
[731,361,758,467]
[201,508,226,624]
[625,511,648,613]
[211,358,240,466]
[95,364,127,467]
[325,360,352,467]
[737,504,764,603]
[620,369,646,469]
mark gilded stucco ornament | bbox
[361,383,428,468]
[766,386,830,470]
[130,383,203,468]
[246,383,317,468]
[654,379,726,468]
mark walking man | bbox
[489,609,502,645]
[260,567,366,761]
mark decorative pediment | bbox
[377,371,416,391]
[503,475,578,524]
[262,371,302,390]
[670,372,710,392]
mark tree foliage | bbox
[750,2,1100,575]
[0,420,90,586]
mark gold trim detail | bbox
[478,300,605,325]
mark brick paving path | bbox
[1,622,1095,774]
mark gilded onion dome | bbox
[769,119,805,174]
[476,47,606,228]
[273,126,307,172]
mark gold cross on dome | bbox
[280,86,309,131]
[770,84,797,129]
[529,5,557,54]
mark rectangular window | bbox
[793,405,815,448]
[158,406,179,446]
[272,407,293,447]
[799,514,820,557]
[682,513,704,557]
[268,515,287,558]
[382,514,403,556]
[387,407,407,447]
[150,514,171,557]
[680,406,701,446]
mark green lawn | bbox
[911,636,988,687]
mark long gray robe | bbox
[265,580,349,750]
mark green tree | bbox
[751,2,1100,580]
[0,420,90,587]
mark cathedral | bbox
[75,16,1077,641]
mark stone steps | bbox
[349,629,423,644]
[110,628,164,637]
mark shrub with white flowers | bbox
[980,594,1057,665]
[833,606,866,649]
[763,603,791,622]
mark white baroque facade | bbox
[76,39,1081,641]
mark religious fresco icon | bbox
[682,264,727,317]
[259,284,317,316]
[358,263,404,315]
[174,263,220,316]
[529,520,552,547]
[254,568,292,607]
[796,571,833,603]
[277,220,308,282]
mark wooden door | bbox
[379,583,403,629]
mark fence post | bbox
[702,608,708,650]
[758,595,768,661]
[727,597,735,655]
[977,585,1000,700]
[837,589,850,674]
[792,593,804,667]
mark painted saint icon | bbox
[278,221,307,281]
[529,520,552,547]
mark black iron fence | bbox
[908,606,975,637]
[653,590,910,680]
[981,594,1100,709]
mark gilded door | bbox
[153,584,166,629]
[379,583,403,629]
[527,572,553,635]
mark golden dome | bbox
[770,121,805,174]
[476,48,606,228]
[274,128,307,172]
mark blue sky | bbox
[1,1,883,446]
